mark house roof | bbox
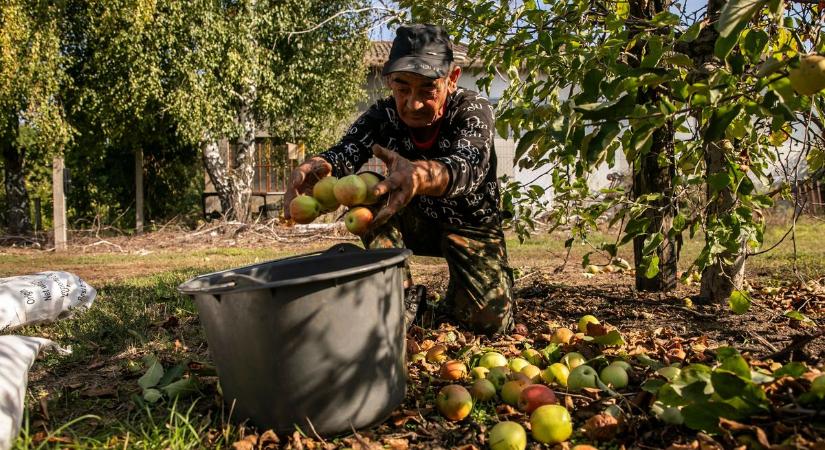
[366,41,481,69]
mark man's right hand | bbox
[283,156,332,220]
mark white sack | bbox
[0,336,60,450]
[0,271,96,331]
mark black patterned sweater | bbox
[318,88,502,227]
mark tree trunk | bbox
[202,138,233,216]
[1,116,31,235]
[230,90,257,223]
[632,122,678,291]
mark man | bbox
[284,24,513,335]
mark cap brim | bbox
[382,56,450,79]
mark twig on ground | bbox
[767,330,825,361]
[305,417,327,445]
[748,331,779,353]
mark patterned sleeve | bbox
[433,95,495,198]
[318,102,384,178]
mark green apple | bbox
[521,348,544,367]
[541,363,570,387]
[811,375,825,397]
[501,379,530,406]
[521,364,542,383]
[609,360,631,371]
[488,421,527,450]
[599,364,628,389]
[578,315,600,333]
[562,352,586,370]
[530,405,573,444]
[344,206,373,235]
[358,172,381,205]
[479,351,508,369]
[509,357,530,373]
[470,379,497,402]
[568,365,598,391]
[333,174,367,206]
[312,176,339,211]
[487,366,510,390]
[289,195,321,224]
[436,384,473,421]
[470,366,489,381]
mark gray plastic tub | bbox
[178,243,411,436]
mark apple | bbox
[656,366,681,382]
[520,364,542,383]
[610,360,631,372]
[487,366,510,391]
[426,344,448,363]
[501,379,530,406]
[811,374,825,397]
[358,172,381,205]
[333,174,367,206]
[600,364,628,389]
[585,265,602,274]
[789,54,825,95]
[440,360,468,381]
[488,421,527,450]
[530,405,573,444]
[521,348,544,367]
[470,366,489,380]
[578,315,600,333]
[572,446,599,450]
[344,207,373,235]
[479,352,508,369]
[541,363,570,387]
[517,384,557,413]
[312,176,339,211]
[562,352,586,370]
[436,384,473,421]
[568,365,599,392]
[470,379,497,402]
[289,195,321,224]
[550,327,575,345]
[509,357,530,373]
[409,352,426,363]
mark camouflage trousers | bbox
[362,207,514,335]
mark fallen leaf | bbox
[231,434,257,450]
[384,438,409,450]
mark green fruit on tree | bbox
[312,176,339,211]
[479,352,508,369]
[789,54,825,95]
[436,384,473,421]
[358,172,381,205]
[333,174,367,206]
[562,352,586,370]
[509,357,530,373]
[501,379,530,406]
[541,363,570,387]
[600,364,628,389]
[470,379,497,402]
[488,421,527,450]
[289,195,321,224]
[530,404,573,444]
[568,365,599,391]
[344,207,373,235]
[578,315,600,333]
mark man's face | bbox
[388,68,460,129]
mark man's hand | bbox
[283,156,332,220]
[371,144,450,228]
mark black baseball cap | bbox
[382,24,454,79]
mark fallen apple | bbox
[812,374,825,397]
[470,379,497,402]
[344,207,373,235]
[333,174,367,206]
[530,404,573,444]
[585,265,602,274]
[440,360,468,381]
[568,365,599,392]
[426,344,448,363]
[487,366,510,390]
[488,421,527,450]
[509,357,530,374]
[479,352,508,369]
[501,379,531,406]
[358,172,381,205]
[609,360,631,371]
[562,352,586,370]
[521,348,544,367]
[312,176,339,211]
[289,195,321,224]
[656,365,681,382]
[436,384,473,421]
[599,364,628,389]
[521,364,542,383]
[470,366,489,381]
[578,315,600,333]
[517,384,557,413]
[550,327,575,345]
[541,363,570,387]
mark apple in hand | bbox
[488,421,527,450]
[358,172,381,205]
[517,384,557,413]
[312,176,339,211]
[333,174,367,206]
[436,384,473,421]
[530,404,573,444]
[568,365,599,391]
[344,207,373,235]
[289,195,321,224]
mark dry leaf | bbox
[384,438,409,450]
[584,413,620,441]
[231,434,257,450]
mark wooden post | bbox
[33,198,41,232]
[135,148,144,234]
[52,157,67,251]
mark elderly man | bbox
[284,24,513,335]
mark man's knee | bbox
[452,286,513,335]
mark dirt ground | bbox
[5,223,824,449]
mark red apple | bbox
[517,384,557,413]
[333,174,367,206]
[312,176,339,211]
[344,207,373,235]
[440,360,468,381]
[436,384,473,421]
[289,195,321,224]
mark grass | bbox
[2,216,822,449]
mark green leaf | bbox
[642,378,667,393]
[636,354,664,369]
[682,381,713,403]
[773,362,807,378]
[711,371,748,399]
[728,290,752,314]
[717,347,750,378]
[540,343,562,363]
[717,0,769,38]
[592,330,626,346]
[161,378,199,398]
[704,105,742,141]
[715,30,741,59]
[515,129,543,161]
[158,363,186,388]
[643,254,660,279]
[658,383,689,406]
[574,94,636,121]
[142,388,163,403]
[682,401,740,432]
[586,122,620,164]
[679,21,704,43]
[643,232,664,255]
[742,30,770,63]
[138,359,165,390]
[708,173,732,193]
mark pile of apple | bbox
[288,172,381,235]
[418,315,634,449]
